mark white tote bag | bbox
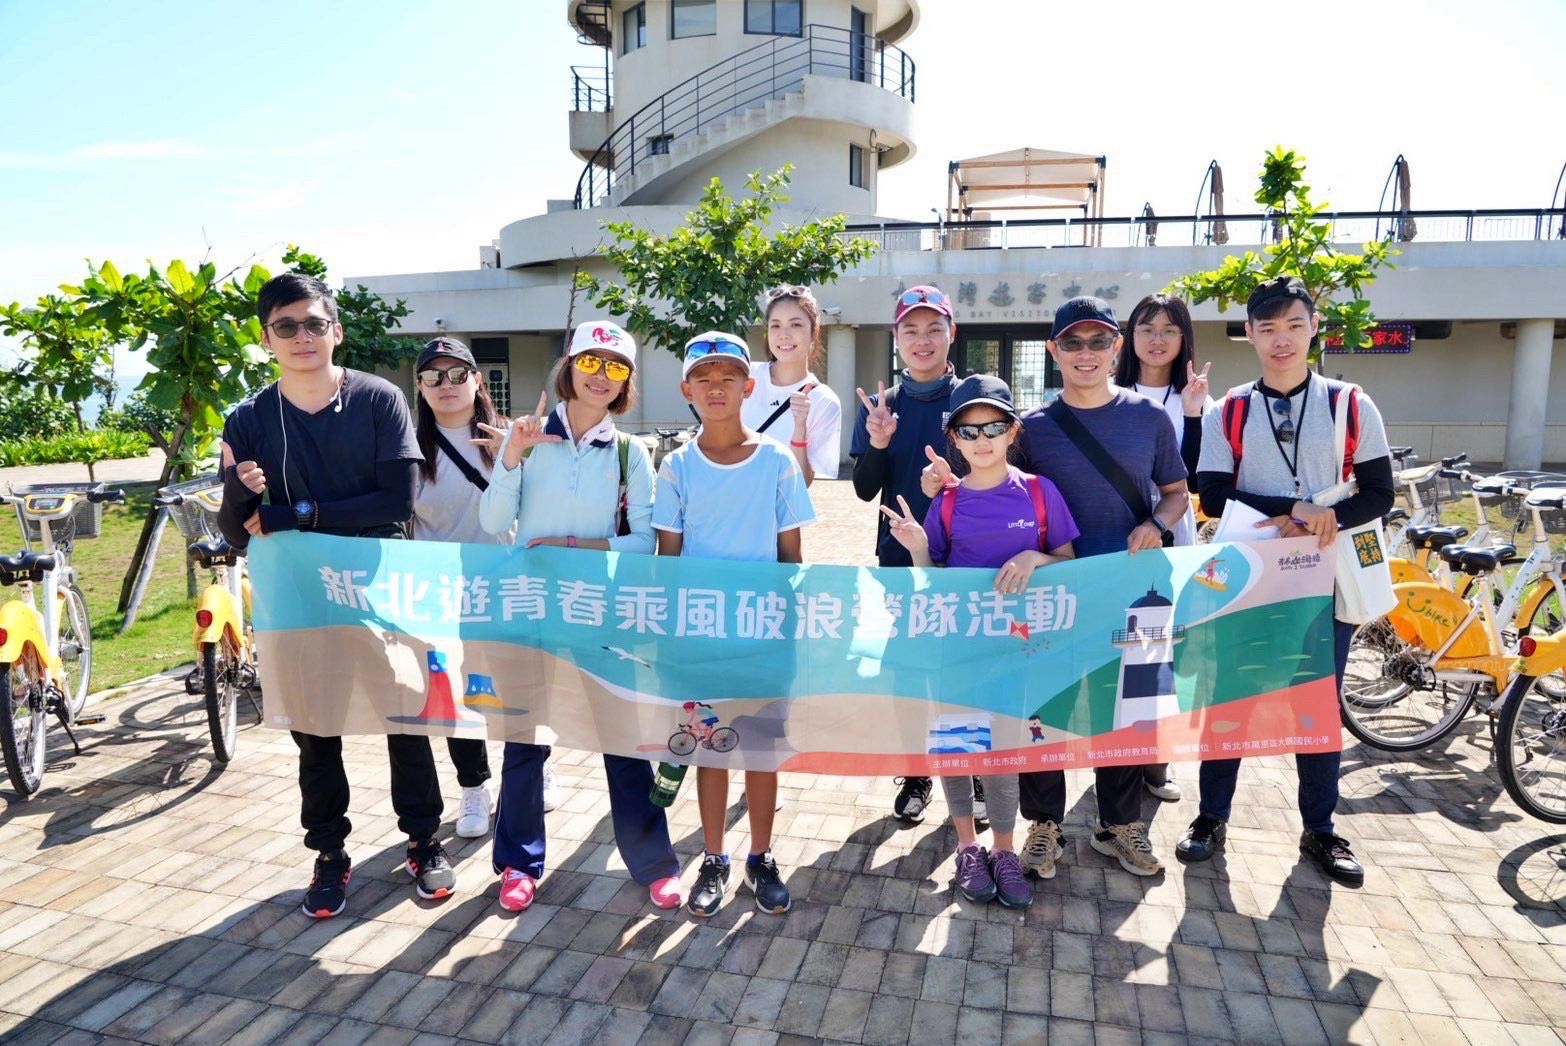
[1309,383,1397,624]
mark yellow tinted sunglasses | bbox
[572,353,631,382]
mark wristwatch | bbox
[293,499,317,530]
[1150,515,1174,547]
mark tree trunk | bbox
[120,507,169,634]
[117,422,187,613]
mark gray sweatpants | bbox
[940,773,1020,835]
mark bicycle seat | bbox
[1406,525,1469,551]
[1439,544,1513,574]
[1382,508,1409,526]
[188,537,239,567]
[1389,446,1414,458]
[0,550,57,585]
[1472,476,1515,496]
[1525,488,1566,511]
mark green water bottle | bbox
[649,762,688,807]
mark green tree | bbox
[1169,146,1399,360]
[0,293,118,478]
[577,166,878,355]
[282,244,420,373]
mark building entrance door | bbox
[954,326,1060,412]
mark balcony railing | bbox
[840,207,1566,252]
[574,23,915,209]
[571,65,612,112]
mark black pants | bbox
[294,731,443,853]
[1018,764,1143,829]
[446,738,492,789]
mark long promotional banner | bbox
[249,532,1341,775]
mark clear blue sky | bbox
[3,0,1564,369]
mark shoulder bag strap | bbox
[615,431,632,537]
[432,429,488,492]
[1045,399,1152,523]
[1026,474,1048,552]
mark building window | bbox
[745,0,803,35]
[849,144,867,189]
[622,3,646,54]
[671,0,716,38]
[647,133,673,157]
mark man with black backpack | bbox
[1177,275,1395,886]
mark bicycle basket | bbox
[9,483,103,543]
[1543,508,1566,537]
[158,473,225,542]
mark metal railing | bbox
[571,65,612,112]
[842,207,1566,253]
[574,24,915,209]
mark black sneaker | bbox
[1300,831,1364,886]
[971,776,989,832]
[303,851,351,918]
[893,776,933,823]
[688,853,731,918]
[1175,814,1227,863]
[406,839,456,900]
[744,851,792,915]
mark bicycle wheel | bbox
[668,730,696,757]
[1497,672,1566,823]
[0,659,48,797]
[709,727,738,753]
[57,584,92,720]
[1522,582,1566,701]
[1340,618,1476,751]
[202,642,238,764]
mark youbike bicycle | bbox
[1341,485,1566,754]
[0,483,125,796]
[153,474,258,764]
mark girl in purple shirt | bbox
[881,374,1077,909]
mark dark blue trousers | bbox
[1197,617,1356,835]
[492,742,679,884]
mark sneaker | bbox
[954,843,997,903]
[1175,814,1227,863]
[1091,822,1164,877]
[406,839,457,900]
[990,850,1033,909]
[687,854,731,918]
[744,852,792,915]
[1019,820,1065,880]
[498,867,536,912]
[455,784,493,839]
[648,876,685,910]
[542,761,562,813]
[302,851,351,919]
[971,777,989,831]
[892,776,933,823]
[1300,831,1365,886]
[1145,776,1183,803]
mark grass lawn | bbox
[56,484,198,692]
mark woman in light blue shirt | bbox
[477,321,682,915]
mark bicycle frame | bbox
[1385,578,1513,691]
[0,506,74,688]
[195,561,249,659]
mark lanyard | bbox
[1260,379,1310,495]
[1138,383,1174,406]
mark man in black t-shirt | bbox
[218,273,453,918]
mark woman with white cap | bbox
[476,320,684,914]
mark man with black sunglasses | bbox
[217,273,451,918]
[1180,275,1394,886]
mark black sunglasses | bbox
[952,420,1013,441]
[1272,395,1294,444]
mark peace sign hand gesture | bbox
[855,381,897,450]
[1182,361,1212,417]
[877,494,930,562]
[481,390,563,470]
[471,415,512,457]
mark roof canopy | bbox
[947,147,1107,243]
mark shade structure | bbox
[947,147,1107,245]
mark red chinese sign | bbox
[1324,323,1413,354]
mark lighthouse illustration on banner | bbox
[1109,587,1186,730]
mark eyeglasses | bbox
[684,338,750,364]
[1055,335,1117,354]
[952,420,1013,441]
[766,285,809,300]
[266,317,333,338]
[898,288,949,308]
[416,365,474,388]
[573,353,632,382]
[1271,395,1294,444]
[1133,325,1182,343]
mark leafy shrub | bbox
[0,430,152,467]
[0,387,78,443]
[98,389,179,439]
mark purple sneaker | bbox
[954,844,996,903]
[990,849,1033,910]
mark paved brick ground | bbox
[1,479,1565,1043]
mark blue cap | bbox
[1052,296,1119,340]
[682,331,752,379]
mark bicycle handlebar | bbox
[90,489,126,504]
[153,493,184,507]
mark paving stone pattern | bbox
[1,480,1564,1043]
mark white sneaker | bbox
[455,785,492,839]
[1146,778,1182,803]
[542,761,562,813]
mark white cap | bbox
[568,320,636,366]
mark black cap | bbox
[1246,275,1315,316]
[417,336,477,371]
[1052,296,1119,339]
[946,373,1019,426]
